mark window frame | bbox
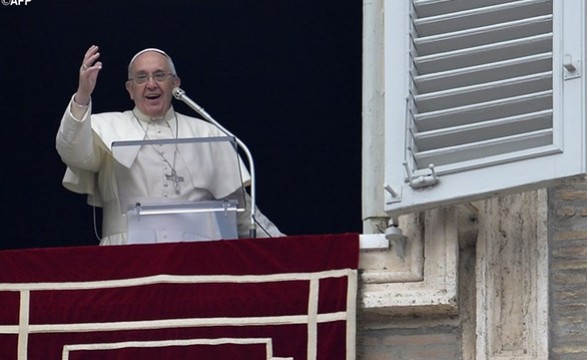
[383,0,586,217]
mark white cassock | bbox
[56,95,283,245]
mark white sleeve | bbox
[56,95,101,171]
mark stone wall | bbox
[358,325,461,359]
[549,179,587,359]
[358,187,554,359]
[358,180,587,359]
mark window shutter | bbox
[383,0,585,216]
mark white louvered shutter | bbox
[383,0,586,216]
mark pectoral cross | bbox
[165,169,184,195]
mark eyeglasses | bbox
[128,72,175,85]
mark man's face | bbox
[126,52,180,118]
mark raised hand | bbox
[74,45,103,105]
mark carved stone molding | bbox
[360,207,460,316]
[360,212,425,284]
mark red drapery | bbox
[0,234,359,360]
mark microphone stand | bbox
[172,87,257,238]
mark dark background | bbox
[0,0,363,249]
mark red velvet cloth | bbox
[0,234,359,359]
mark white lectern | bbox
[112,136,247,244]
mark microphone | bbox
[172,87,257,238]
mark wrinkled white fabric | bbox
[57,95,283,244]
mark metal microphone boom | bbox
[172,87,257,238]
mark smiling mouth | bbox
[145,94,161,100]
